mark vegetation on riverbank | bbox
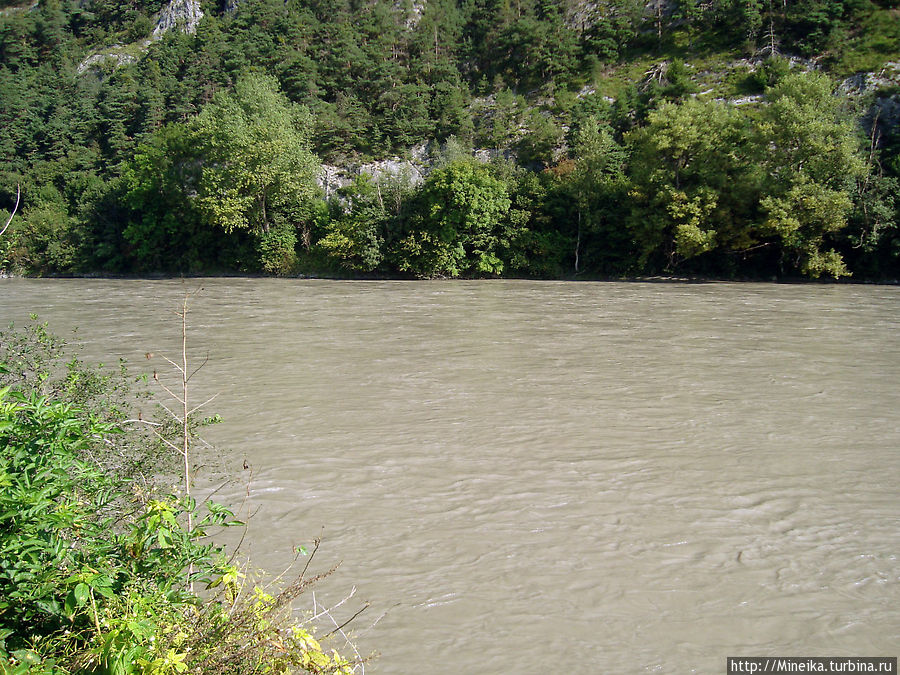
[0,317,361,674]
[0,0,899,279]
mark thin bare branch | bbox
[299,537,322,584]
[157,352,185,375]
[282,564,340,607]
[266,536,319,591]
[122,418,162,426]
[315,600,368,674]
[321,601,370,640]
[187,392,219,416]
[146,427,182,454]
[226,527,251,567]
[154,378,185,405]
[360,606,393,634]
[304,586,357,624]
[0,184,20,238]
[186,351,210,383]
[226,468,255,565]
[201,477,237,504]
[154,402,182,422]
[195,435,215,449]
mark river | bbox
[2,278,898,673]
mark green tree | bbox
[517,108,563,166]
[6,204,78,275]
[759,178,852,277]
[191,73,321,271]
[119,123,241,273]
[581,0,642,63]
[476,88,525,149]
[626,98,759,272]
[757,71,865,277]
[317,175,389,272]
[760,72,863,193]
[430,79,474,142]
[562,118,629,274]
[410,0,466,86]
[98,69,140,163]
[392,161,512,277]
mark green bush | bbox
[257,223,299,276]
[0,324,360,674]
[391,161,513,278]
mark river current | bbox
[2,279,898,673]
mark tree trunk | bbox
[260,191,269,234]
[574,209,582,274]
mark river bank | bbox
[3,269,899,284]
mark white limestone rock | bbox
[153,0,203,39]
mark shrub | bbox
[0,322,363,674]
[257,224,299,276]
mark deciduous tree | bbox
[393,161,512,277]
[191,73,320,237]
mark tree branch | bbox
[0,184,20,238]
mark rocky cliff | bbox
[153,0,203,38]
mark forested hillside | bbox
[1,0,899,279]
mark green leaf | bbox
[64,590,77,618]
[11,649,40,665]
[157,528,174,549]
[96,585,115,599]
[74,582,90,606]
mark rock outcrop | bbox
[77,0,204,75]
[76,47,140,75]
[153,0,203,38]
[839,61,900,95]
[400,0,426,29]
[318,147,428,199]
[839,62,900,145]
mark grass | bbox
[577,7,900,104]
[831,7,900,76]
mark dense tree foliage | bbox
[392,160,515,276]
[0,0,898,279]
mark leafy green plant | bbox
[392,160,513,277]
[0,319,366,674]
[257,222,300,276]
[316,176,388,273]
[0,316,163,480]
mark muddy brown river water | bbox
[3,278,898,673]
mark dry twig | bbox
[0,184,19,238]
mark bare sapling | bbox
[127,292,374,670]
[137,290,218,591]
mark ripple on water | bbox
[2,279,898,674]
